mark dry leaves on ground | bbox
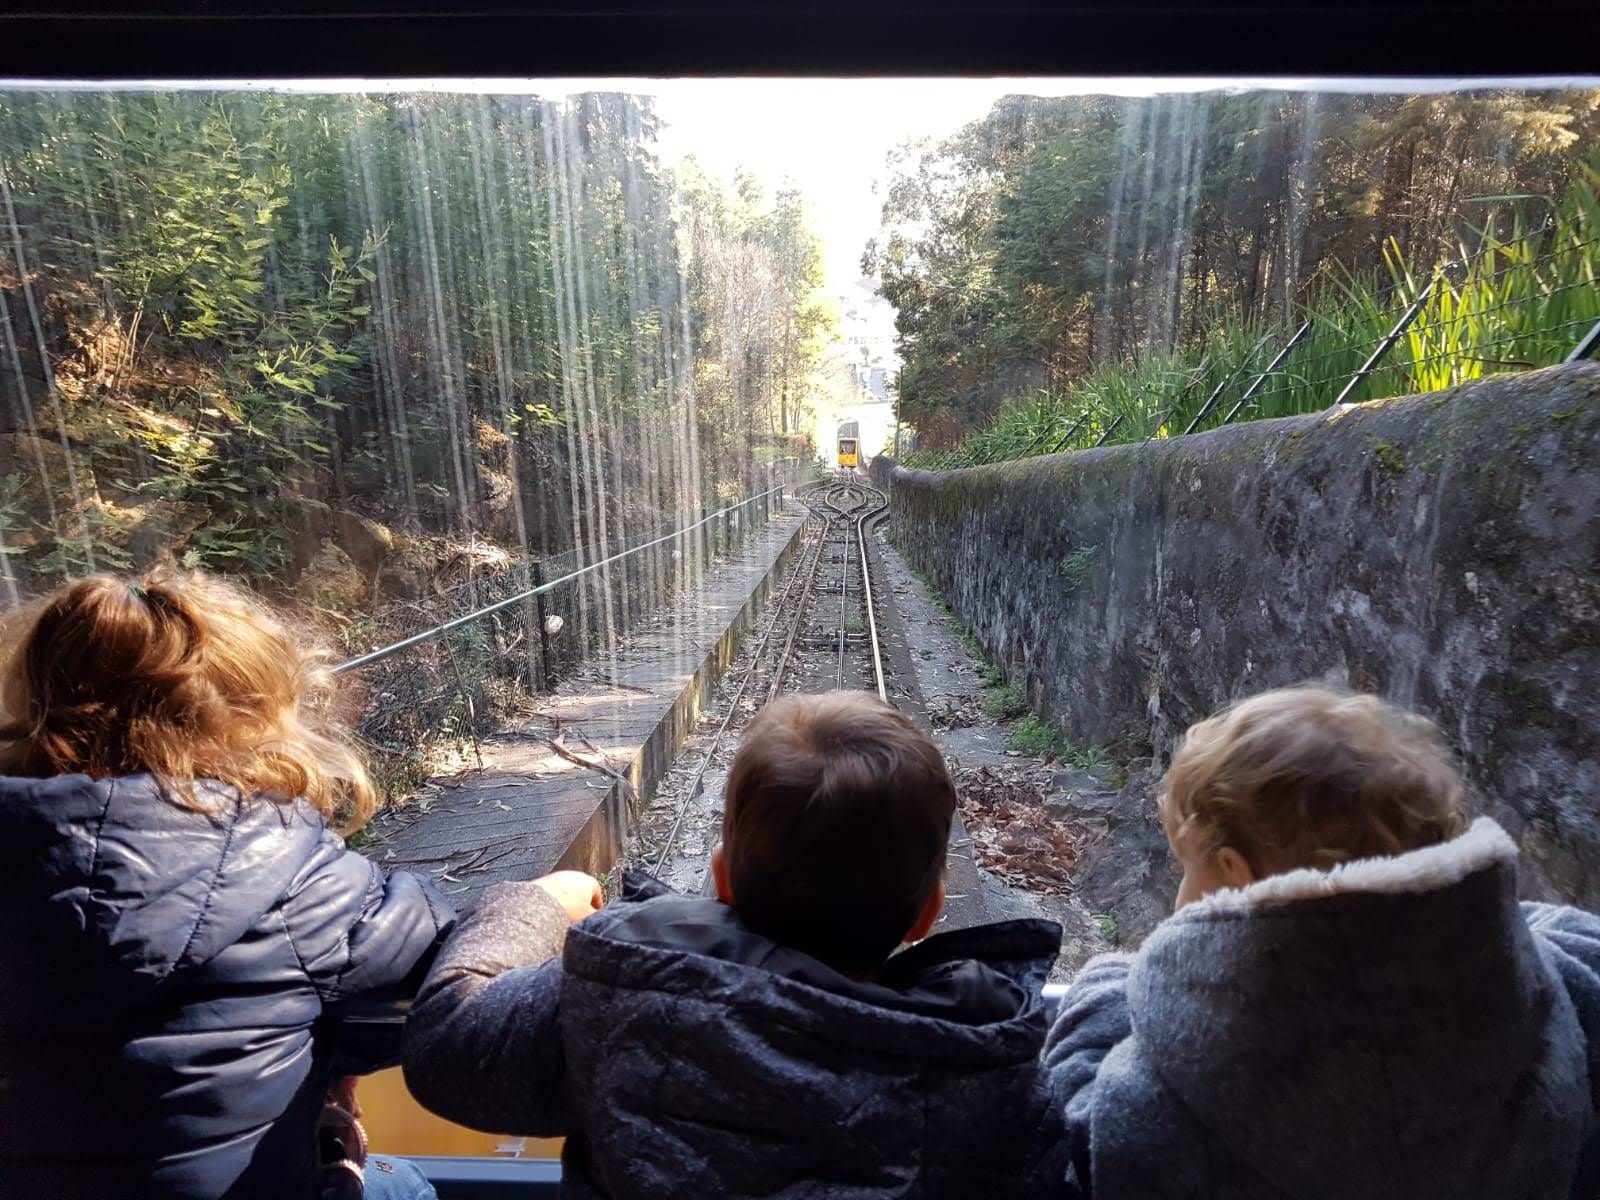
[927,693,979,730]
[954,764,1080,894]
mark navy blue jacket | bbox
[405,875,1070,1199]
[0,773,453,1199]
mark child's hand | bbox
[533,870,604,923]
[325,1074,362,1119]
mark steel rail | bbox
[821,476,889,701]
[765,489,837,704]
[854,483,890,703]
[648,508,829,876]
[332,482,792,674]
[815,478,869,693]
[652,475,891,878]
[1568,315,1600,363]
[835,488,854,691]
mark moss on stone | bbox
[1059,545,1100,593]
[1373,442,1407,474]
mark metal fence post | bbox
[1221,319,1315,425]
[1182,333,1274,436]
[1091,414,1126,448]
[1333,278,1435,406]
[1565,317,1600,363]
[1048,408,1093,454]
[531,559,554,689]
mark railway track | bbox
[638,474,891,884]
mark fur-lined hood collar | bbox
[1180,816,1516,914]
[1126,818,1564,1196]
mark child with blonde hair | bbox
[0,569,453,1200]
[1046,685,1600,1199]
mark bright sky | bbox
[646,79,1068,291]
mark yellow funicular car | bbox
[837,420,860,469]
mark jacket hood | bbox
[1128,817,1570,1195]
[554,876,1069,1197]
[568,873,1061,1065]
[0,772,328,1013]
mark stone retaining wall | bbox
[880,363,1600,914]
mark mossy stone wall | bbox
[881,363,1600,907]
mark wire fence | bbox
[337,460,814,799]
[904,203,1600,472]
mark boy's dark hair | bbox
[721,691,956,972]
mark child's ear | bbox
[710,843,735,904]
[904,879,946,945]
[1215,846,1257,890]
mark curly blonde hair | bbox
[1161,686,1467,874]
[0,568,375,830]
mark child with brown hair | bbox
[1046,685,1600,1200]
[0,570,454,1200]
[404,690,1071,1198]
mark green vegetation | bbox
[1060,742,1111,773]
[1007,715,1069,757]
[982,682,1029,721]
[1059,545,1100,591]
[873,88,1600,465]
[1373,443,1408,474]
[1094,912,1121,946]
[908,174,1600,468]
[977,659,1007,689]
[1006,716,1109,768]
[0,91,836,592]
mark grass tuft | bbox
[983,683,1029,721]
[1007,715,1070,756]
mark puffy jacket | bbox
[1045,817,1600,1199]
[0,772,453,1200]
[405,874,1071,1199]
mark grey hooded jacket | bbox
[1045,817,1600,1200]
[405,875,1070,1199]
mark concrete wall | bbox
[880,363,1600,913]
